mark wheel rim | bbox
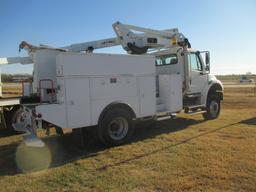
[108,117,129,140]
[12,110,26,124]
[209,100,219,117]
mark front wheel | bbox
[202,96,221,120]
[97,108,135,146]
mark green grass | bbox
[0,87,255,191]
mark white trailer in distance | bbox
[0,22,223,147]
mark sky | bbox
[0,0,255,75]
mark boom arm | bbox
[61,21,191,54]
[113,22,190,54]
[0,21,191,66]
[0,56,33,65]
[61,38,120,52]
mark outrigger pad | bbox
[23,134,45,148]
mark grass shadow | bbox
[0,116,236,176]
[239,117,256,126]
[96,119,244,171]
[0,129,20,139]
[0,117,200,176]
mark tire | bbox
[202,96,221,120]
[97,108,135,146]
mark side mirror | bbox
[205,51,210,65]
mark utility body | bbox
[0,22,223,147]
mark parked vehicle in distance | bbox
[240,75,254,83]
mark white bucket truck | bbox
[0,22,223,147]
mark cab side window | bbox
[156,54,178,66]
[189,53,202,71]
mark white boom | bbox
[62,22,190,54]
[0,21,190,66]
[0,56,33,65]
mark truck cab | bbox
[154,47,223,119]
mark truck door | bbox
[188,52,207,94]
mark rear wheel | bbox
[202,96,221,120]
[97,108,135,146]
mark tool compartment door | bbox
[159,74,182,112]
[65,78,91,128]
[139,76,156,116]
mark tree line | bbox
[1,74,32,82]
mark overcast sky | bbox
[0,0,255,75]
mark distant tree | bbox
[1,73,32,82]
[1,74,13,82]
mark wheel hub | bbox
[108,117,128,140]
[209,100,219,117]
